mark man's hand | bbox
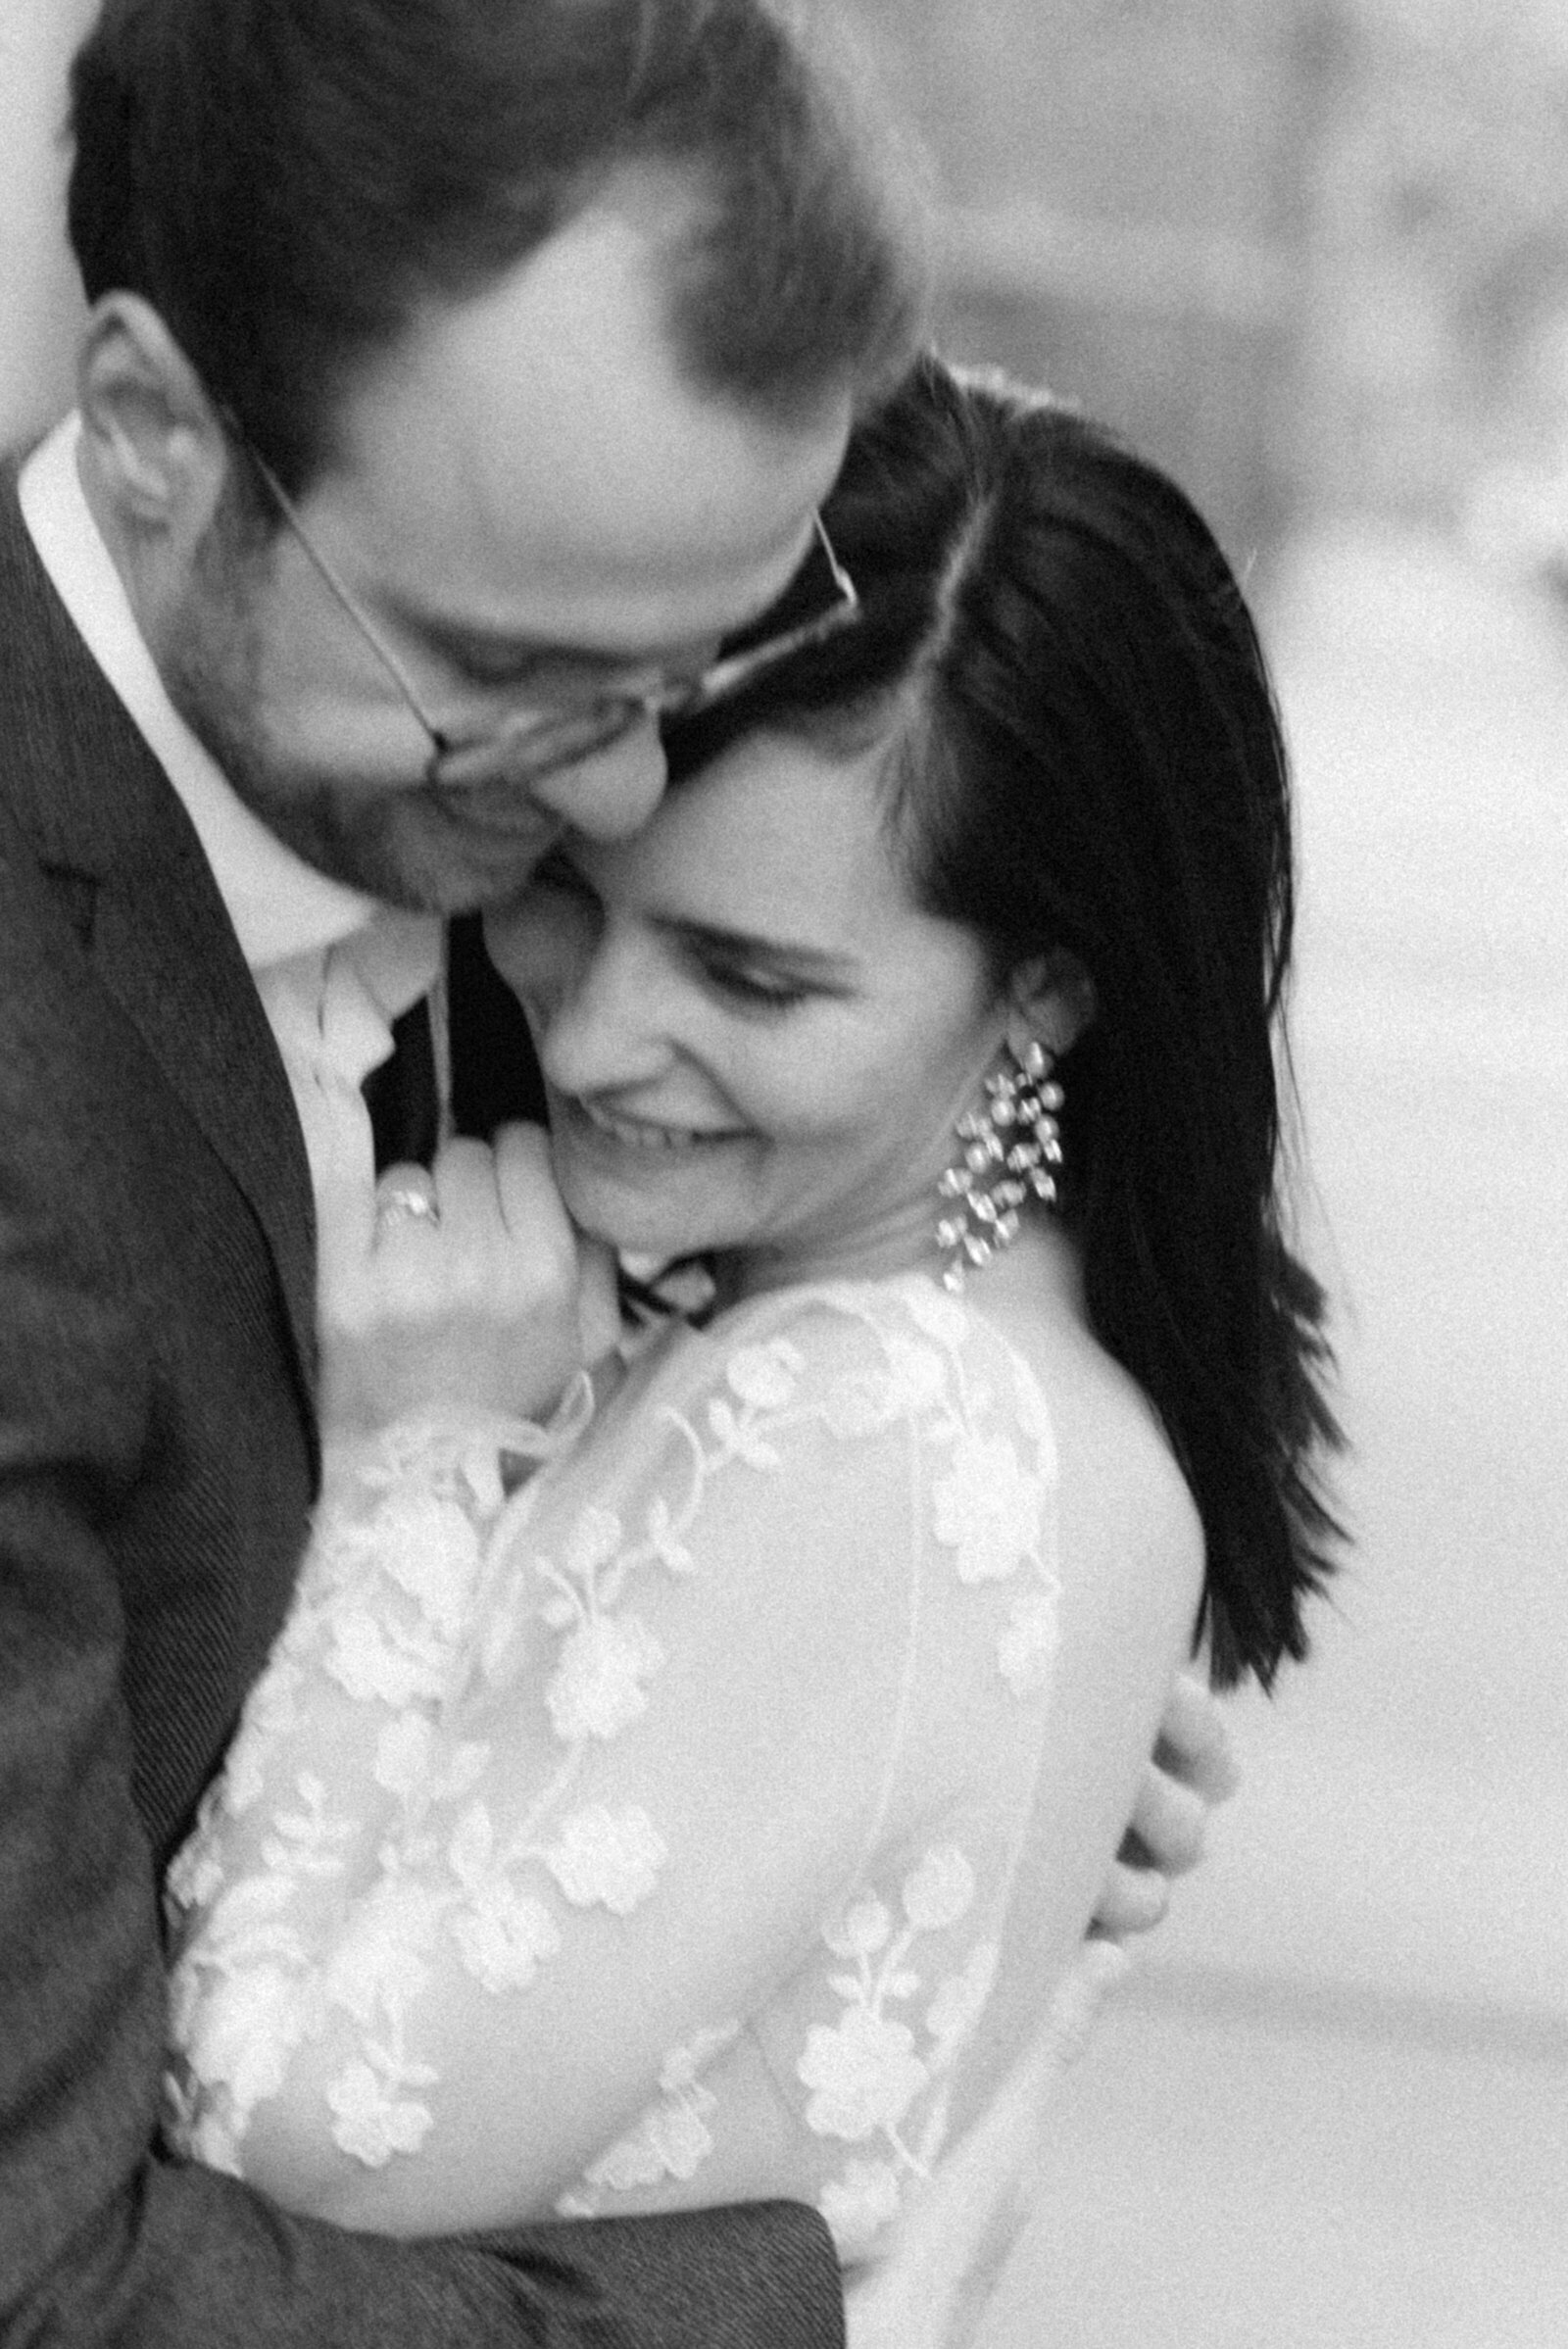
[845,1679,1238,2349]
[846,1679,1242,2349]
[1092,1668,1239,1938]
[318,1124,618,1431]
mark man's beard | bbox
[157,513,464,912]
[165,660,436,910]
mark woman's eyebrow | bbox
[664,914,859,982]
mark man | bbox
[0,4,916,2340]
[0,4,1228,2342]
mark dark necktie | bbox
[364,913,546,1171]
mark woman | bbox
[162,357,1339,2279]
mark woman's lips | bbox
[565,1096,742,1155]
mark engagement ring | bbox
[374,1182,441,1233]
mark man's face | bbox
[162,180,853,912]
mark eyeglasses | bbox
[235,433,859,794]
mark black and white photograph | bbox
[2,6,1562,2344]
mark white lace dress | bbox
[162,1271,1180,2261]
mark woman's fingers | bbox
[370,1159,443,1246]
[575,1235,624,1366]
[492,1123,576,1254]
[319,1129,599,1429]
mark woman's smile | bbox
[565,1095,747,1156]
[484,728,1012,1290]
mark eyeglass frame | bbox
[226,421,861,793]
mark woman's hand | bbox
[318,1123,619,1433]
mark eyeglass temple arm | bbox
[219,409,448,740]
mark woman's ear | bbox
[76,292,230,555]
[1006,949,1096,1061]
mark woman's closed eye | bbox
[684,941,825,1015]
[705,964,811,1012]
[524,855,841,1014]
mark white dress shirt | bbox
[19,414,442,1225]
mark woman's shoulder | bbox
[701,1265,1041,1367]
[654,1273,1001,1414]
[622,1261,1199,1602]
[949,1237,1204,1630]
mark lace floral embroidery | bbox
[804,1845,1001,2260]
[164,1403,694,2173]
[164,1277,1063,2209]
[901,1281,1060,1696]
[556,2022,743,2216]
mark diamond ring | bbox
[374,1181,442,1234]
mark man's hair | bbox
[69,0,924,490]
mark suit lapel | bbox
[0,466,319,1415]
[91,834,320,1405]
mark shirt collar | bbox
[19,413,385,973]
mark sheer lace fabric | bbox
[163,1274,1072,2255]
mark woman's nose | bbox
[535,921,671,1097]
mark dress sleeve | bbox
[164,1275,1179,2281]
[552,1280,1074,2269]
[164,1296,944,2238]
[161,1395,587,2168]
[545,1278,1200,2285]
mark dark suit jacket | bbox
[0,464,841,2346]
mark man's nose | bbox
[530,710,667,842]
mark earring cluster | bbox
[936,1039,1063,1293]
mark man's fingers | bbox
[1089,1677,1238,1948]
[1126,1755,1210,1878]
[1091,1857,1170,1940]
[1152,1669,1240,1803]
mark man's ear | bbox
[1006,948,1096,1061]
[76,293,230,558]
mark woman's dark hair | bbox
[668,352,1343,1688]
[68,0,921,493]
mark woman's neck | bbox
[711,1198,1081,1317]
[710,1191,936,1308]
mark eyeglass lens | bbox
[428,520,858,788]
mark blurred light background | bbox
[4,1,1564,2339]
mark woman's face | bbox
[484,727,1010,1291]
